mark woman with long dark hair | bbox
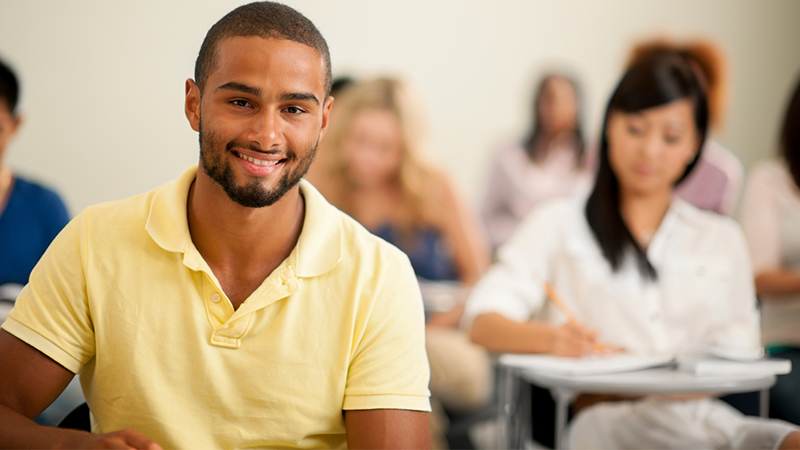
[481,73,593,251]
[464,55,800,448]
[739,74,800,426]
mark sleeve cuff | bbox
[343,394,431,412]
[1,318,83,374]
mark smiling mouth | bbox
[233,150,284,166]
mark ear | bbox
[318,95,334,140]
[185,79,201,132]
[9,113,22,135]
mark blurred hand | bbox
[73,429,163,450]
[550,322,598,357]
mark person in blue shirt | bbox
[0,58,69,289]
[0,57,75,428]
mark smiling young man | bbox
[0,3,431,449]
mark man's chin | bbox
[223,178,300,209]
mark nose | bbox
[641,131,661,159]
[249,109,284,150]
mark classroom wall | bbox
[1,0,799,215]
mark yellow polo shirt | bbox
[4,166,431,449]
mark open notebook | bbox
[500,351,792,378]
[499,353,674,376]
[677,356,791,377]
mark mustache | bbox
[226,140,293,157]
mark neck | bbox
[529,131,573,160]
[187,172,305,307]
[619,188,672,248]
[0,167,13,212]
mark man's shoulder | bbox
[80,186,158,224]
[299,180,412,273]
[331,198,411,264]
[11,175,66,205]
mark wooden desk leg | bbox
[760,388,770,418]
[552,387,574,450]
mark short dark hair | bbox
[0,57,20,115]
[781,74,800,189]
[194,2,331,96]
[585,54,709,280]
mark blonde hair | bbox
[315,77,440,231]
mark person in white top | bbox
[464,55,800,449]
[739,74,800,426]
[481,74,594,251]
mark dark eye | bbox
[665,135,681,144]
[231,99,251,108]
[284,106,304,114]
[627,124,644,136]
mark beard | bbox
[198,120,317,208]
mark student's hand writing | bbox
[71,429,163,450]
[550,322,598,357]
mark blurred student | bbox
[311,77,492,448]
[0,58,80,428]
[739,74,800,425]
[464,54,800,449]
[0,58,69,292]
[304,75,354,184]
[481,73,593,251]
[627,38,743,215]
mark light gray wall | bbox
[2,0,799,215]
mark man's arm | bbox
[344,409,429,449]
[0,330,162,449]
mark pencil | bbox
[542,281,612,354]
[543,281,580,324]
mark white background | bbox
[1,0,799,215]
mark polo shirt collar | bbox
[294,179,343,277]
[145,165,342,278]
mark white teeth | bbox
[237,152,280,166]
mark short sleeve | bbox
[343,250,431,412]
[738,162,782,273]
[463,200,566,329]
[2,212,95,374]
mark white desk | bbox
[497,360,777,449]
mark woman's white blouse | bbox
[463,196,761,357]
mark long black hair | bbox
[585,54,709,280]
[780,74,800,190]
[523,74,585,163]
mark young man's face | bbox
[185,36,331,208]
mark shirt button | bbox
[211,293,221,303]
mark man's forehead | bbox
[215,36,324,68]
[210,36,325,81]
[202,36,327,98]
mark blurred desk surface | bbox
[496,356,777,449]
[0,283,23,325]
[417,279,468,314]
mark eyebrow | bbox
[214,82,320,106]
[215,82,260,97]
[280,92,320,106]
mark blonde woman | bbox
[310,77,492,447]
